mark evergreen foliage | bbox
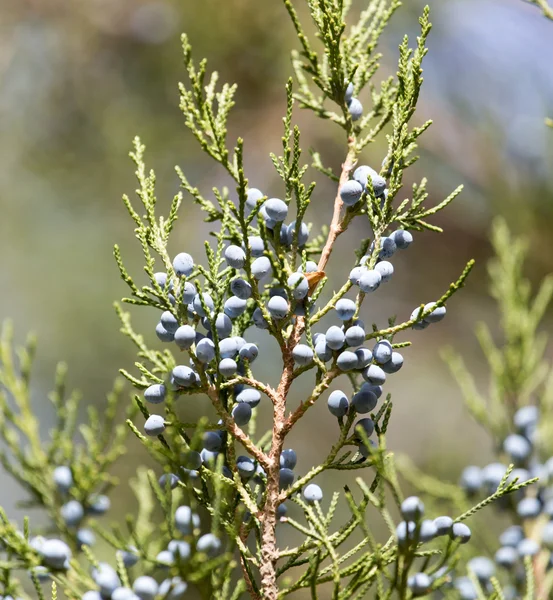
[0,1,551,599]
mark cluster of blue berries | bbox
[395,496,471,597]
[53,465,110,547]
[455,405,546,598]
[79,505,219,599]
[83,566,187,600]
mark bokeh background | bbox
[0,0,552,591]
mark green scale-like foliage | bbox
[0,1,550,599]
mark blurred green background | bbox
[1,0,552,574]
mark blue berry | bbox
[514,405,539,433]
[450,522,471,543]
[424,302,446,323]
[246,188,264,211]
[358,269,381,293]
[298,260,319,273]
[352,384,378,414]
[192,292,214,317]
[504,434,532,465]
[118,547,139,568]
[354,347,373,369]
[184,451,202,470]
[353,166,386,196]
[174,325,196,350]
[111,588,136,600]
[175,506,200,535]
[195,338,216,363]
[326,326,345,350]
[407,573,431,596]
[354,418,374,440]
[337,351,358,371]
[303,484,323,503]
[236,388,261,408]
[168,540,191,561]
[378,236,397,259]
[259,205,277,229]
[158,577,187,599]
[197,533,222,558]
[459,465,482,494]
[495,546,518,568]
[433,516,453,536]
[396,521,416,546]
[267,296,289,320]
[159,473,180,489]
[230,278,252,300]
[391,229,413,249]
[349,266,365,285]
[410,306,430,330]
[239,343,259,362]
[375,260,393,282]
[251,257,272,280]
[224,245,246,269]
[154,272,168,288]
[144,383,166,404]
[232,402,252,426]
[373,340,392,364]
[454,577,477,600]
[335,298,356,321]
[287,273,309,300]
[345,325,365,347]
[155,322,174,342]
[92,563,120,597]
[172,253,194,277]
[482,462,507,490]
[381,352,404,374]
[172,365,197,387]
[200,449,218,467]
[219,358,238,377]
[327,390,349,417]
[224,296,247,319]
[156,550,175,566]
[61,500,84,527]
[88,494,110,515]
[277,504,288,519]
[181,281,196,304]
[133,576,158,600]
[288,221,309,246]
[500,526,524,547]
[77,529,96,547]
[362,364,386,385]
[53,466,73,493]
[160,311,179,334]
[144,415,165,436]
[419,519,438,542]
[340,180,364,206]
[215,313,233,338]
[246,236,265,257]
[203,431,223,452]
[236,456,255,480]
[279,468,295,489]
[401,496,424,521]
[518,538,539,556]
[315,339,333,362]
[348,98,363,121]
[344,82,354,103]
[292,344,314,366]
[264,198,288,222]
[219,337,238,359]
[280,449,297,470]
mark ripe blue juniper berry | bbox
[0,1,551,600]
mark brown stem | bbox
[258,142,359,599]
[317,141,357,272]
